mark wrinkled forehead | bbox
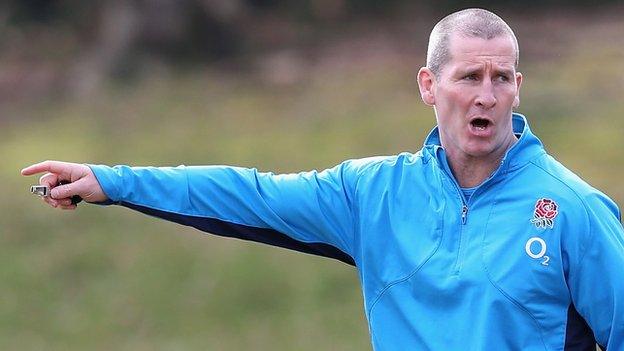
[447,32,517,67]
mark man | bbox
[21,8,623,350]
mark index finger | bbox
[21,160,74,177]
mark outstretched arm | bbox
[22,160,365,265]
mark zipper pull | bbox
[461,205,468,225]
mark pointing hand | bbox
[21,161,108,210]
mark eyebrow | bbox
[495,68,514,76]
[456,66,514,76]
[457,66,481,74]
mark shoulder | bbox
[337,152,428,194]
[341,152,425,175]
[519,154,622,264]
[526,153,621,226]
[531,154,618,206]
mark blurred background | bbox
[2,0,623,350]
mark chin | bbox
[463,144,497,158]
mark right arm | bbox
[21,160,368,265]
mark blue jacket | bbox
[90,114,624,350]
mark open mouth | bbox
[470,118,491,131]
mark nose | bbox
[474,82,497,109]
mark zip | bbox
[452,191,469,275]
[445,177,469,224]
[450,173,499,274]
[439,172,470,275]
[437,151,508,275]
[461,205,468,225]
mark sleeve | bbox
[88,161,367,266]
[567,192,624,350]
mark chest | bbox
[356,180,572,314]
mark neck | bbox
[445,134,517,188]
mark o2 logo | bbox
[525,237,550,266]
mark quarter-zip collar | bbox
[422,113,546,181]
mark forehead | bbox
[447,33,516,68]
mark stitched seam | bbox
[184,165,193,213]
[366,161,445,329]
[181,166,356,256]
[505,150,547,172]
[528,160,610,346]
[351,154,424,266]
[561,304,568,351]
[528,160,593,266]
[367,228,444,329]
[119,200,356,251]
[341,161,359,265]
[480,173,548,350]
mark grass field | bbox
[2,13,623,350]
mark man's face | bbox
[419,33,522,160]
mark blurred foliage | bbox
[1,0,623,101]
[1,3,624,351]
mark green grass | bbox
[2,20,624,350]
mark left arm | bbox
[567,193,624,350]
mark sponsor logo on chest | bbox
[525,198,559,266]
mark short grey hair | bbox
[426,8,519,77]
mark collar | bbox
[422,113,546,176]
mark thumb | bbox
[50,179,85,199]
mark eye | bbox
[496,74,511,82]
[463,73,479,81]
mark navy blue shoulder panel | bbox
[122,202,356,266]
[565,304,602,350]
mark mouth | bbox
[470,117,492,131]
[468,117,494,136]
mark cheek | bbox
[498,86,519,102]
[436,92,471,118]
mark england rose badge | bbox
[530,198,559,229]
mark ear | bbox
[513,71,523,108]
[417,67,436,106]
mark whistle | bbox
[29,181,83,205]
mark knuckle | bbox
[62,184,72,196]
[39,173,53,184]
